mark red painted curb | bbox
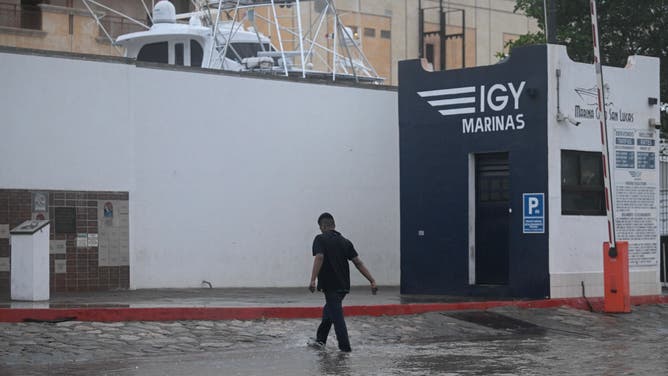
[0,295,665,323]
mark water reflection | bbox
[317,351,352,375]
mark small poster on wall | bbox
[76,233,88,248]
[98,200,129,266]
[32,191,48,213]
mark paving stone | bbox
[199,342,233,348]
[54,321,79,327]
[91,322,125,328]
[12,340,37,345]
[174,336,198,343]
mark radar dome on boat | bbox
[153,1,176,24]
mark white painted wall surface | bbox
[0,54,135,192]
[547,45,661,297]
[0,51,400,289]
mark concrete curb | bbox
[0,295,665,323]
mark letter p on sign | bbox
[528,197,540,215]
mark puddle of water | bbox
[443,311,546,334]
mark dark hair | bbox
[317,212,335,226]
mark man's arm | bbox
[309,253,324,292]
[352,256,378,294]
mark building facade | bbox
[0,47,399,293]
[0,0,539,85]
[399,44,662,298]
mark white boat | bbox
[84,0,383,83]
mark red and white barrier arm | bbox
[590,0,617,249]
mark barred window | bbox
[363,27,375,37]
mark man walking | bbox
[308,212,377,352]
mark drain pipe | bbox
[581,281,594,312]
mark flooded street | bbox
[1,304,666,375]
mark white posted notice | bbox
[613,128,659,267]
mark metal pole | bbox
[85,0,149,29]
[332,9,337,81]
[140,0,153,25]
[80,0,123,54]
[207,0,226,67]
[461,9,465,68]
[590,0,616,249]
[545,0,557,44]
[439,0,445,70]
[663,242,667,285]
[660,243,668,286]
[270,0,289,77]
[336,17,359,83]
[295,0,307,78]
[418,0,423,59]
[305,4,328,63]
[543,0,549,42]
[217,2,245,69]
[255,12,339,68]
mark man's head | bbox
[317,212,335,232]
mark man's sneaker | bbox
[307,338,326,350]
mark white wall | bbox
[547,45,661,297]
[0,54,135,191]
[0,51,400,288]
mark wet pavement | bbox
[1,304,666,375]
[0,286,514,309]
[0,286,401,309]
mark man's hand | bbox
[352,257,377,295]
[309,280,316,293]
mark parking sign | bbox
[523,193,544,234]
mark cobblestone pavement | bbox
[1,304,666,375]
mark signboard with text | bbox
[523,193,545,234]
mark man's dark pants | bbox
[316,290,351,352]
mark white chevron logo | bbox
[418,82,526,117]
[417,86,477,116]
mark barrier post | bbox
[603,241,631,313]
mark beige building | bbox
[0,1,539,85]
[335,0,539,83]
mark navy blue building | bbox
[399,45,549,298]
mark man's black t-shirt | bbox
[312,230,359,292]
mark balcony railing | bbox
[0,2,41,30]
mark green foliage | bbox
[505,0,667,127]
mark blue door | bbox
[475,153,510,285]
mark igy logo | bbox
[418,81,526,116]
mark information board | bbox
[613,129,659,267]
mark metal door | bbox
[475,153,510,285]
